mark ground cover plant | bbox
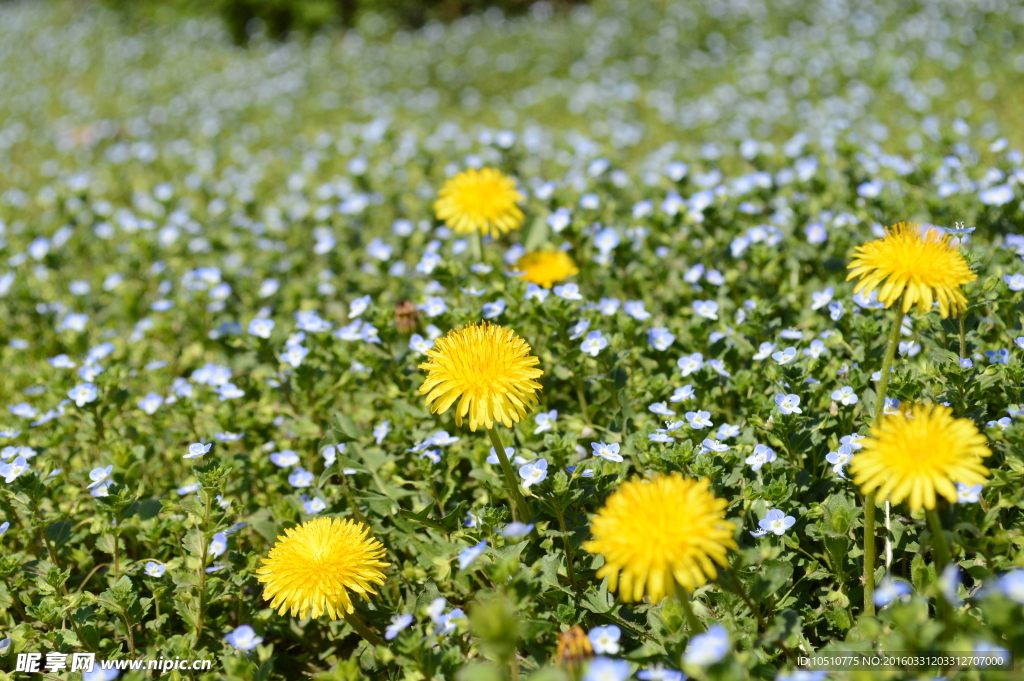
[1,0,1024,679]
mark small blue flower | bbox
[591,442,622,462]
[86,465,113,489]
[775,394,802,415]
[225,624,263,651]
[693,300,719,320]
[248,317,275,339]
[458,541,487,570]
[826,445,854,477]
[685,410,713,429]
[303,497,327,514]
[519,458,548,488]
[482,299,506,319]
[956,482,982,503]
[554,283,583,300]
[745,444,776,471]
[68,383,99,407]
[208,532,228,558]
[623,300,650,320]
[385,614,413,640]
[831,386,858,405]
[683,624,729,666]
[374,420,390,445]
[144,561,166,578]
[637,666,685,680]
[568,320,591,340]
[647,327,675,351]
[759,509,796,535]
[581,331,609,357]
[587,625,621,654]
[873,576,911,607]
[499,522,534,539]
[584,657,631,681]
[649,402,675,417]
[677,352,703,376]
[772,347,797,364]
[670,385,695,402]
[533,410,558,434]
[288,467,314,488]
[184,442,212,460]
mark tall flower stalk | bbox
[419,322,544,522]
[846,222,977,615]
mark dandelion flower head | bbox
[846,222,976,318]
[419,322,543,431]
[583,474,736,602]
[257,517,389,620]
[514,250,580,289]
[434,167,525,238]
[848,402,991,510]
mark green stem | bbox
[958,316,967,360]
[674,582,705,633]
[195,492,212,642]
[471,231,483,262]
[555,506,579,593]
[725,566,767,633]
[863,310,903,616]
[343,609,386,647]
[927,508,955,628]
[573,376,592,425]
[486,428,532,522]
[926,509,951,571]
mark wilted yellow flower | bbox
[849,402,991,511]
[419,322,543,432]
[846,222,976,318]
[434,167,525,238]
[583,474,736,602]
[514,250,580,288]
[257,517,389,620]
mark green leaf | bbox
[46,521,73,546]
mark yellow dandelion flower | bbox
[582,474,737,602]
[257,517,389,620]
[434,167,525,238]
[514,250,580,288]
[848,402,991,511]
[419,322,543,432]
[846,222,976,318]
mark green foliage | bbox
[1,0,1024,679]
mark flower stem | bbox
[555,505,579,592]
[863,309,903,616]
[958,316,967,359]
[926,508,951,571]
[674,582,705,633]
[486,427,532,522]
[471,231,483,262]
[343,609,386,647]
